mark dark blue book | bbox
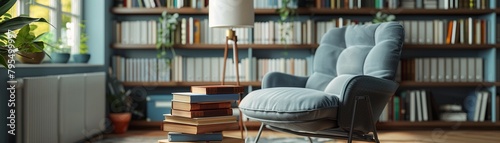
[172,92,239,103]
[168,132,223,142]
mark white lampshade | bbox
[209,0,254,28]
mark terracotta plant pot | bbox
[109,113,131,134]
[16,52,45,64]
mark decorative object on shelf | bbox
[72,23,90,63]
[372,11,396,23]
[209,0,254,139]
[0,0,49,66]
[107,68,144,134]
[156,11,179,63]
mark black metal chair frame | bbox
[252,95,381,143]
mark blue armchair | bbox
[239,22,404,143]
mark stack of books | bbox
[159,85,244,143]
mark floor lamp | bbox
[209,0,254,139]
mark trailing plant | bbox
[0,0,49,68]
[276,0,296,55]
[372,11,396,23]
[156,11,179,63]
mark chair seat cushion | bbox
[239,87,339,122]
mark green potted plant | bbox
[46,39,71,63]
[0,0,49,67]
[13,24,50,64]
[72,23,90,63]
[107,71,143,134]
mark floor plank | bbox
[105,130,500,143]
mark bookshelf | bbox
[110,0,499,130]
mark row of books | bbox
[379,90,495,122]
[115,18,364,45]
[115,20,158,45]
[171,55,312,82]
[115,0,208,9]
[254,0,299,9]
[159,85,244,142]
[111,57,171,82]
[401,0,490,9]
[379,90,436,122]
[397,57,483,82]
[400,18,488,45]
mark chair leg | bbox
[347,96,361,143]
[364,96,380,143]
[254,123,265,143]
[307,136,313,143]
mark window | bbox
[18,0,82,54]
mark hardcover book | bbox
[164,114,237,125]
[168,132,223,142]
[191,85,244,94]
[161,122,238,134]
[172,92,239,103]
[171,109,232,118]
[172,101,232,111]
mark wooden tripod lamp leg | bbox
[222,37,229,85]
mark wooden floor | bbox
[107,129,500,143]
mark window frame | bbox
[18,0,82,54]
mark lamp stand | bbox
[221,29,241,86]
[220,28,244,139]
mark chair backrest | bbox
[305,22,404,91]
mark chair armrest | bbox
[262,72,309,88]
[324,75,398,133]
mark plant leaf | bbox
[0,54,7,68]
[0,0,16,17]
[0,17,49,34]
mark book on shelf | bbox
[171,108,233,118]
[172,92,240,103]
[172,101,232,111]
[164,114,237,125]
[168,132,223,142]
[397,57,483,83]
[161,122,238,134]
[191,85,245,94]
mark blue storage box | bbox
[147,95,173,121]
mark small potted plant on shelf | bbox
[44,34,71,63]
[276,0,296,55]
[0,0,49,67]
[107,70,143,134]
[13,24,51,64]
[72,23,90,63]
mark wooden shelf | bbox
[112,7,495,15]
[377,121,500,130]
[113,43,496,50]
[123,81,261,87]
[403,44,495,49]
[112,43,318,50]
[399,81,494,87]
